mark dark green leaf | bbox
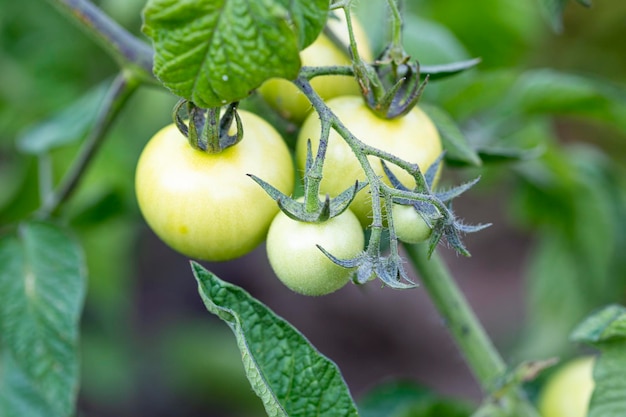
[0,221,86,417]
[571,306,626,417]
[476,146,544,163]
[16,82,108,155]
[571,305,626,346]
[538,0,569,32]
[192,262,358,417]
[512,70,626,133]
[142,0,329,107]
[420,103,482,166]
[421,58,481,81]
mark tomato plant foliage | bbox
[193,263,359,417]
[142,0,329,107]
[0,222,86,417]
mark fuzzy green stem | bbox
[386,0,403,53]
[405,243,506,389]
[38,71,140,217]
[45,0,155,83]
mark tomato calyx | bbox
[355,45,429,120]
[381,158,490,257]
[173,99,243,153]
[249,138,367,223]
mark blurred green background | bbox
[1,0,625,416]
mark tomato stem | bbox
[38,71,139,217]
[45,0,156,84]
[404,244,541,415]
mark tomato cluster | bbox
[135,15,443,295]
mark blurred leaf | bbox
[538,0,569,32]
[69,189,127,227]
[142,0,329,107]
[539,0,592,32]
[420,103,482,166]
[571,304,626,345]
[515,145,620,356]
[476,146,544,163]
[571,305,626,417]
[402,15,470,65]
[158,321,264,413]
[417,0,542,68]
[512,70,626,133]
[15,82,108,155]
[359,380,471,417]
[192,263,358,417]
[0,221,86,417]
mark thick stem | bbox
[45,0,155,83]
[404,243,506,390]
[38,71,139,217]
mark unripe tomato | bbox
[266,208,365,296]
[296,96,442,227]
[538,356,595,417]
[258,13,373,123]
[392,204,432,244]
[135,111,294,261]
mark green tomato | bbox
[392,204,432,244]
[266,208,365,296]
[538,356,595,417]
[296,96,443,227]
[135,110,294,261]
[257,13,372,123]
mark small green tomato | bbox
[538,356,595,417]
[391,204,433,244]
[266,208,365,296]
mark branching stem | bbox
[38,71,140,217]
[44,0,155,83]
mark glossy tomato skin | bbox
[296,96,443,227]
[135,111,294,261]
[266,208,364,296]
[538,356,595,417]
[392,204,432,244]
[258,13,372,123]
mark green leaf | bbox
[571,305,626,417]
[421,58,481,82]
[538,0,569,32]
[571,305,626,346]
[512,70,626,133]
[0,221,86,417]
[358,380,471,417]
[192,262,358,417]
[539,0,592,32]
[420,103,482,167]
[15,82,108,155]
[142,0,329,108]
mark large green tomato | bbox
[538,356,595,417]
[257,13,372,123]
[135,110,294,261]
[266,208,365,296]
[296,96,443,227]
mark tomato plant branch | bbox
[39,71,140,217]
[386,0,404,57]
[44,0,155,84]
[404,243,541,416]
[405,243,506,389]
